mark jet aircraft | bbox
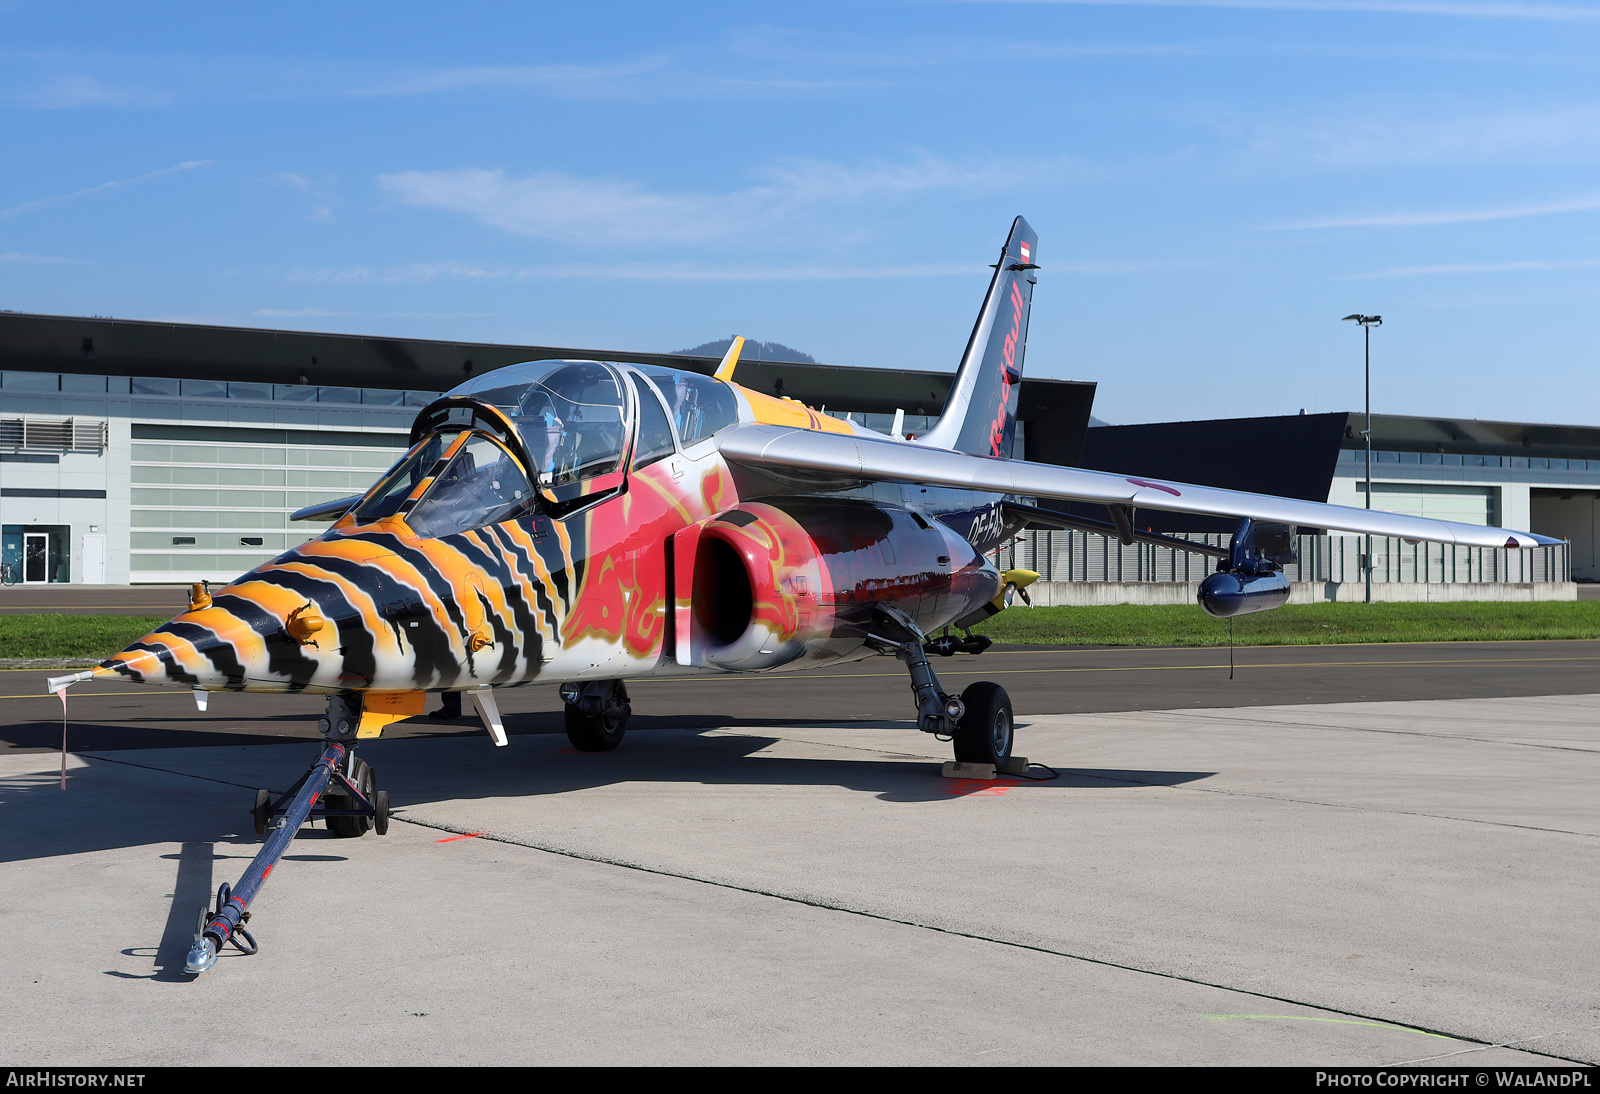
[47,217,1559,974]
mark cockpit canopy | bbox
[345,359,747,540]
[454,361,630,489]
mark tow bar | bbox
[185,738,387,975]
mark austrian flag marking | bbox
[1019,241,1031,262]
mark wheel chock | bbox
[942,761,996,780]
[1000,756,1030,775]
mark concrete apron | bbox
[0,692,1594,1065]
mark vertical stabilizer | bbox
[917,217,1038,458]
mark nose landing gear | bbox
[187,695,390,975]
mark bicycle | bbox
[0,561,16,586]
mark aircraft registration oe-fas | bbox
[48,217,1559,975]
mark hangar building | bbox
[0,312,1588,598]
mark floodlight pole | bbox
[1364,321,1372,605]
[1343,314,1382,604]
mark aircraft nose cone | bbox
[96,605,256,689]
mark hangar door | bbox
[1358,483,1496,526]
[1531,490,1598,582]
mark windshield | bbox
[351,429,458,523]
[406,433,535,539]
[452,361,628,488]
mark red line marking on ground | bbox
[436,832,485,843]
[943,778,1028,797]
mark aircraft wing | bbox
[717,423,1562,549]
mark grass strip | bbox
[2,601,1597,659]
[0,616,170,660]
[980,600,1600,647]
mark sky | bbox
[2,1,1599,426]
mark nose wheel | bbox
[248,751,389,840]
[324,756,382,838]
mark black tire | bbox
[953,681,1014,767]
[251,789,272,836]
[325,757,373,838]
[564,681,629,752]
[372,789,390,836]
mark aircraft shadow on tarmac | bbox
[0,720,1217,856]
[385,723,1220,809]
[1,722,1213,983]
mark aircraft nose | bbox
[95,575,330,690]
[96,603,259,688]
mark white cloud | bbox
[344,59,668,98]
[252,308,498,318]
[2,48,854,112]
[0,160,214,218]
[253,308,360,317]
[975,0,1600,20]
[380,262,509,283]
[379,156,1029,246]
[1272,193,1600,228]
[23,72,170,109]
[285,266,372,284]
[513,261,976,281]
[1216,103,1600,169]
[285,262,513,284]
[274,257,1193,284]
[0,252,71,264]
[1341,258,1600,277]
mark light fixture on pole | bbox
[1342,314,1382,604]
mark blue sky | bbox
[3,1,1599,425]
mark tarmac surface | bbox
[1,641,1597,1065]
[0,584,191,615]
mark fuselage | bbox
[96,360,1017,696]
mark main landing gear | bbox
[870,606,1015,769]
[559,679,630,751]
[186,694,390,976]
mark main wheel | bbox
[953,681,1014,767]
[325,757,374,838]
[564,681,629,752]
